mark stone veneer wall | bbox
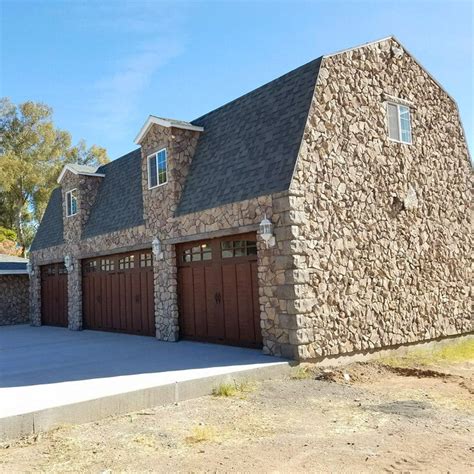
[0,275,29,325]
[288,38,473,359]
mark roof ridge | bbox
[191,56,323,125]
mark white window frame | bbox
[147,148,168,189]
[66,189,78,217]
[386,101,412,145]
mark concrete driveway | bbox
[0,325,288,438]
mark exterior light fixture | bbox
[259,215,275,248]
[152,237,163,260]
[27,262,34,276]
[64,255,74,272]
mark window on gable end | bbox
[387,102,412,144]
[66,189,78,216]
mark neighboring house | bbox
[0,254,29,326]
[29,37,472,360]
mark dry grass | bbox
[290,365,314,380]
[185,425,217,444]
[380,338,474,369]
[212,380,256,397]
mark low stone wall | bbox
[0,275,30,326]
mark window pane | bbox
[202,251,212,260]
[235,247,245,257]
[66,192,71,215]
[387,103,400,140]
[222,249,233,258]
[191,252,202,262]
[157,149,167,184]
[149,156,158,187]
[399,106,412,143]
[71,190,77,214]
[221,241,232,250]
[247,245,257,255]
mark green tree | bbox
[0,98,109,255]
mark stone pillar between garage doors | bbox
[153,242,179,341]
[67,256,83,330]
[29,264,42,326]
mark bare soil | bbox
[1,360,472,473]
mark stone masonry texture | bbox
[288,38,472,359]
[29,37,472,360]
[0,275,30,326]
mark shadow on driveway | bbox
[0,325,285,388]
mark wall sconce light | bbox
[27,262,34,276]
[152,237,164,260]
[64,255,74,272]
[259,215,275,248]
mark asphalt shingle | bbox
[176,57,322,215]
[30,187,64,251]
[82,149,144,239]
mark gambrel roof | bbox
[31,55,322,251]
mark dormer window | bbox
[148,148,168,189]
[66,189,78,217]
[387,102,412,144]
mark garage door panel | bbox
[222,265,239,341]
[177,233,261,348]
[41,263,68,327]
[251,261,262,343]
[82,250,154,336]
[179,267,194,337]
[235,262,255,343]
[205,265,224,339]
[193,266,208,338]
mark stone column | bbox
[67,256,82,330]
[154,243,179,341]
[29,264,42,326]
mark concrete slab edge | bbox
[0,362,291,440]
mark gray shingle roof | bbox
[30,149,143,250]
[82,149,144,238]
[176,57,322,215]
[30,187,64,251]
[31,56,322,250]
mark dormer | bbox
[57,164,105,243]
[135,115,203,228]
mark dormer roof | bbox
[134,115,204,144]
[57,164,105,184]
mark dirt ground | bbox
[1,355,473,472]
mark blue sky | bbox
[1,0,472,159]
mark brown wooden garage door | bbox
[177,233,261,348]
[82,250,155,336]
[41,262,68,327]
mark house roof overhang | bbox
[57,164,106,184]
[134,115,204,144]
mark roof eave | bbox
[134,115,204,144]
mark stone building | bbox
[0,255,29,326]
[29,37,472,360]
